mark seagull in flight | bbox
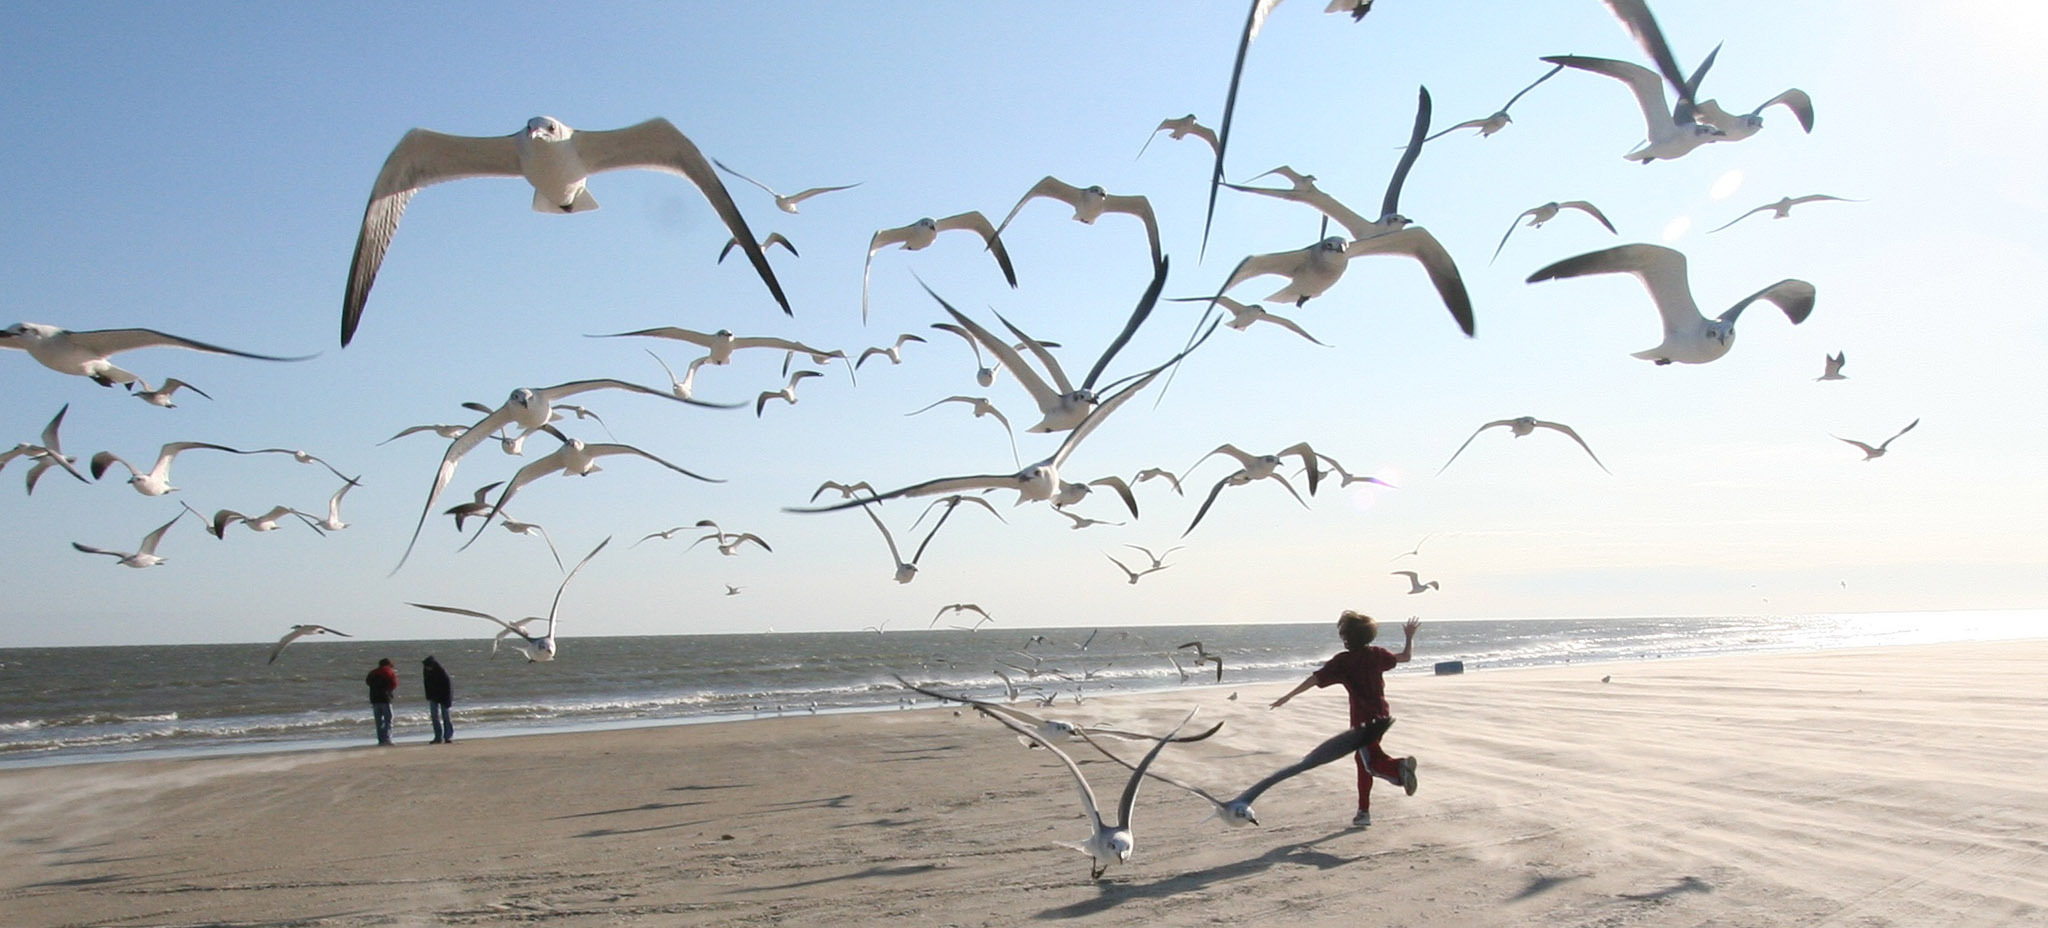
[341,116,788,346]
[90,441,251,497]
[897,676,1218,749]
[1546,0,1722,162]
[908,396,1019,467]
[1084,718,1393,827]
[1,405,91,492]
[1166,296,1327,345]
[756,370,823,417]
[1493,201,1618,263]
[1817,352,1848,381]
[718,233,797,264]
[1437,417,1610,475]
[1421,64,1564,142]
[856,334,928,370]
[1200,0,1290,257]
[929,322,1004,388]
[859,502,922,584]
[863,212,1017,323]
[992,176,1162,267]
[267,624,352,665]
[586,326,838,369]
[410,537,610,662]
[1,322,311,388]
[1132,468,1184,496]
[931,603,991,628]
[1693,90,1815,142]
[1182,442,1319,537]
[1527,244,1815,365]
[1106,553,1167,585]
[690,522,772,556]
[1125,544,1184,571]
[458,428,720,547]
[1137,114,1219,158]
[1709,195,1859,234]
[712,159,860,213]
[1392,570,1439,594]
[203,504,324,539]
[73,508,186,568]
[1176,641,1226,682]
[1391,534,1434,561]
[1835,418,1919,461]
[131,378,212,408]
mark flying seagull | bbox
[410,537,610,662]
[992,176,1162,268]
[1693,89,1815,142]
[1166,295,1327,345]
[718,233,798,263]
[984,706,1206,879]
[73,509,186,568]
[712,159,860,213]
[1392,570,1439,594]
[132,378,213,408]
[1527,244,1815,365]
[1,322,310,388]
[1708,195,1859,234]
[1493,201,1618,263]
[458,428,720,547]
[1817,352,1847,381]
[1083,717,1394,826]
[1137,114,1219,158]
[90,441,251,497]
[863,212,1017,323]
[1,405,90,491]
[1422,64,1565,142]
[342,116,788,346]
[267,624,352,665]
[1437,417,1610,475]
[1835,418,1919,461]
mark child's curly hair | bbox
[1337,610,1378,651]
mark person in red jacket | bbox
[365,658,399,745]
[1269,611,1419,827]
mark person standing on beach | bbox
[421,655,454,744]
[1269,611,1420,827]
[365,658,398,745]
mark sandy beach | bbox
[2,639,2042,927]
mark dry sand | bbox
[2,639,2043,927]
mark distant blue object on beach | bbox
[1434,660,1465,676]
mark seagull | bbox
[862,620,892,635]
[1083,718,1394,827]
[72,508,186,568]
[1835,418,1919,461]
[458,429,720,546]
[717,233,798,264]
[1324,0,1374,20]
[379,423,474,445]
[1421,64,1565,142]
[1139,113,1220,165]
[1132,468,1184,495]
[90,441,250,496]
[487,618,545,658]
[863,212,1018,323]
[267,624,352,665]
[724,585,744,596]
[690,526,772,556]
[1308,453,1397,489]
[132,378,213,408]
[1,322,311,388]
[897,675,1217,746]
[443,481,506,532]
[1165,296,1327,345]
[1125,544,1185,571]
[908,396,1019,466]
[1693,90,1815,142]
[1210,232,1357,306]
[931,603,991,628]
[1168,654,1192,683]
[711,159,860,213]
[1527,244,1816,365]
[810,479,877,503]
[411,537,609,662]
[981,705,1204,879]
[908,494,1007,566]
[1817,352,1848,381]
[1057,509,1125,530]
[756,370,823,416]
[913,260,1172,436]
[397,378,720,570]
[859,501,921,584]
[929,322,1003,388]
[341,116,788,346]
[2,405,90,492]
[1708,195,1859,234]
[1175,642,1226,683]
[1492,201,1618,263]
[1391,533,1434,561]
[495,515,566,573]
[856,334,928,370]
[1182,443,1319,537]
[1437,417,1610,475]
[1106,553,1167,585]
[991,176,1162,267]
[641,350,710,403]
[1392,570,1439,594]
[1200,0,1290,256]
[586,326,838,369]
[205,505,324,539]
[221,447,356,484]
[1544,53,1723,162]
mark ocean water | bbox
[1,610,2037,767]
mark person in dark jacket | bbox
[365,658,398,745]
[422,655,454,744]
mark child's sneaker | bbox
[1400,756,1418,796]
[1351,810,1372,828]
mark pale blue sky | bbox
[3,2,2042,647]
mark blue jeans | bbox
[372,701,393,744]
[429,701,452,742]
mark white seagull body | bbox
[1493,200,1618,262]
[992,176,1162,267]
[1,322,309,388]
[1167,295,1326,345]
[267,624,352,665]
[73,509,186,568]
[1438,417,1610,475]
[91,441,249,496]
[1527,244,1815,365]
[1138,114,1219,158]
[1543,55,1723,162]
[1708,195,1858,234]
[2,405,91,492]
[459,432,719,546]
[1694,90,1815,142]
[587,326,836,368]
[410,537,610,662]
[133,378,212,408]
[1422,64,1564,142]
[712,159,860,213]
[856,334,928,369]
[1392,570,1439,594]
[863,212,1018,322]
[342,116,788,346]
[756,370,822,417]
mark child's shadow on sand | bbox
[1035,828,1358,919]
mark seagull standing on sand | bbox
[1818,352,1848,381]
[1708,195,1859,234]
[1,322,311,388]
[992,177,1162,267]
[1492,201,1618,263]
[863,213,1018,323]
[341,116,788,346]
[1438,417,1610,475]
[267,624,352,665]
[1835,419,1919,461]
[1527,244,1816,365]
[72,509,186,569]
[1392,570,1440,594]
[410,537,610,662]
[712,159,860,213]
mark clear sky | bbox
[3,1,2042,647]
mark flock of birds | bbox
[1,0,1916,882]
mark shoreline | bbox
[3,639,2044,926]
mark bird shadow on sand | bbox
[552,800,707,819]
[668,782,750,792]
[753,793,854,814]
[1509,872,1588,901]
[1616,874,1712,902]
[1035,826,1361,919]
[727,862,941,894]
[573,818,714,839]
